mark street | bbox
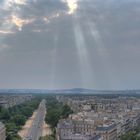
[25,99,46,140]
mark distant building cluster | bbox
[56,96,140,140]
[0,95,33,108]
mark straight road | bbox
[25,99,46,140]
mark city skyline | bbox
[0,0,140,90]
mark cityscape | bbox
[0,0,140,140]
[0,92,140,140]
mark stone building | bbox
[0,122,6,140]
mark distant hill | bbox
[0,88,140,95]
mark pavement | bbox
[24,99,46,140]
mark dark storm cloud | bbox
[0,0,140,89]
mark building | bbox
[73,119,95,135]
[0,95,33,108]
[60,133,103,140]
[57,119,74,137]
[57,119,99,140]
[95,124,117,140]
[56,95,140,139]
[0,122,6,140]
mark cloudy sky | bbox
[0,0,140,90]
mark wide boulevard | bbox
[25,99,46,140]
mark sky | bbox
[0,0,140,90]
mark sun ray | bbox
[86,19,116,88]
[74,22,94,88]
[49,35,58,89]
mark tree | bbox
[6,133,21,140]
[45,98,73,128]
[0,108,10,121]
[0,98,41,140]
[120,132,140,140]
[6,123,18,132]
[61,104,73,118]
[46,109,61,127]
[10,115,26,126]
[39,135,55,140]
